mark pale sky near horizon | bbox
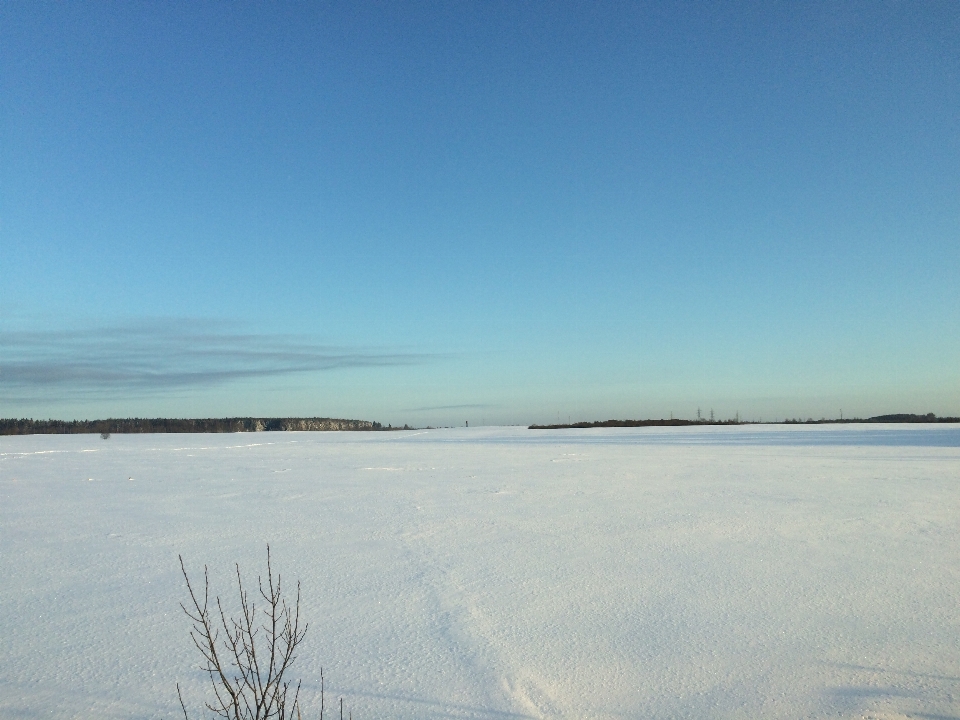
[2,1,958,426]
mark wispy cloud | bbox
[0,319,434,401]
[404,404,495,412]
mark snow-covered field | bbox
[2,425,959,720]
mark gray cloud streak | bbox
[1,320,434,400]
[405,404,495,412]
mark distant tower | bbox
[466,420,468,427]
[697,408,701,421]
[710,409,714,422]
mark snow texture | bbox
[2,424,959,719]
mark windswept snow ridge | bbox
[1,425,959,719]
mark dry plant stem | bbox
[178,546,307,720]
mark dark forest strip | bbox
[0,417,397,435]
[529,414,959,430]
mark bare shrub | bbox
[177,547,308,720]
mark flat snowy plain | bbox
[2,425,960,720]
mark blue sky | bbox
[2,1,958,426]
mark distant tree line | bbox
[0,417,402,436]
[529,419,718,430]
[782,413,959,424]
[530,413,959,430]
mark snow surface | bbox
[2,424,959,720]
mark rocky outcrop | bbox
[263,418,378,432]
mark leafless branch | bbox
[177,547,308,720]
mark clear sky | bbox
[2,1,958,426]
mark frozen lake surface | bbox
[2,424,959,720]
